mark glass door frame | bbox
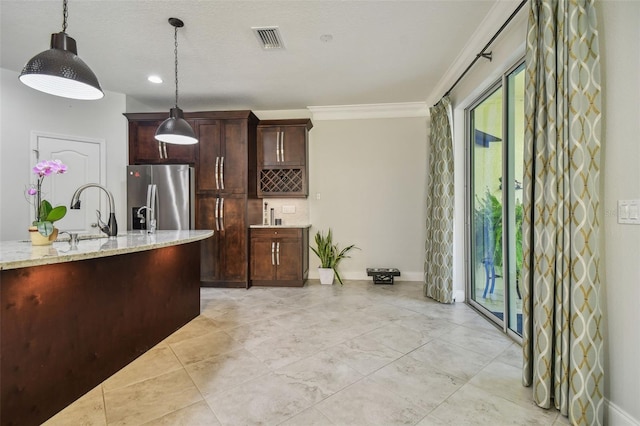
[465,58,524,342]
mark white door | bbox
[34,133,104,235]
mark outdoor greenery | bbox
[474,188,523,281]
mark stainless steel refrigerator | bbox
[126,165,195,231]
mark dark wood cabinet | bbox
[250,227,309,287]
[126,110,261,288]
[197,118,255,195]
[199,194,255,286]
[257,119,312,198]
[125,113,196,164]
[192,111,261,288]
[258,124,307,166]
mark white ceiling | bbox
[0,0,520,112]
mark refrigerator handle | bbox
[150,184,157,230]
[215,157,220,190]
[146,184,157,231]
[220,156,225,190]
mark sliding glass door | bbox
[467,62,524,337]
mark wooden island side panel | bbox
[0,242,201,426]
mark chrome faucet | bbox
[136,206,156,234]
[70,183,118,237]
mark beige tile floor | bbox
[44,280,568,426]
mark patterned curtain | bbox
[521,1,603,425]
[424,97,454,303]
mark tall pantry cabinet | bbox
[125,110,262,288]
[195,111,262,288]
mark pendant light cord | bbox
[62,0,68,32]
[174,25,179,108]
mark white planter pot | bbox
[318,268,335,285]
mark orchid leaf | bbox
[45,206,67,222]
[39,200,52,222]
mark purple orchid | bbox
[25,159,69,237]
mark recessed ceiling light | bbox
[148,75,163,84]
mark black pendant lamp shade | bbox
[19,1,104,100]
[156,107,198,145]
[155,18,197,145]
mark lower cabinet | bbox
[250,227,309,287]
[199,194,260,288]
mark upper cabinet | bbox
[196,118,256,195]
[257,119,313,198]
[124,113,196,164]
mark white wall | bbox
[307,116,428,281]
[0,68,127,241]
[597,2,640,425]
[448,3,640,425]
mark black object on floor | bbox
[366,268,400,285]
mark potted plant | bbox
[25,159,68,244]
[310,228,357,285]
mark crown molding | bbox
[307,102,428,121]
[426,0,526,106]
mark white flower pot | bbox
[318,268,335,285]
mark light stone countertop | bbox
[0,230,214,271]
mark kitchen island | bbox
[0,230,213,426]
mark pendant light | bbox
[155,18,198,145]
[19,0,103,100]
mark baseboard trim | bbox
[606,399,640,426]
[308,270,424,283]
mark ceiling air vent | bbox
[252,26,285,50]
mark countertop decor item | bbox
[310,228,357,285]
[28,226,59,246]
[19,0,103,100]
[26,159,68,239]
[155,17,198,145]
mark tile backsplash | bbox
[259,198,309,226]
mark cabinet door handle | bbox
[215,157,220,190]
[220,156,225,190]
[162,142,168,159]
[275,132,280,163]
[280,132,285,162]
[272,241,276,265]
[158,141,163,159]
[214,197,220,231]
[219,197,225,231]
[276,242,280,265]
